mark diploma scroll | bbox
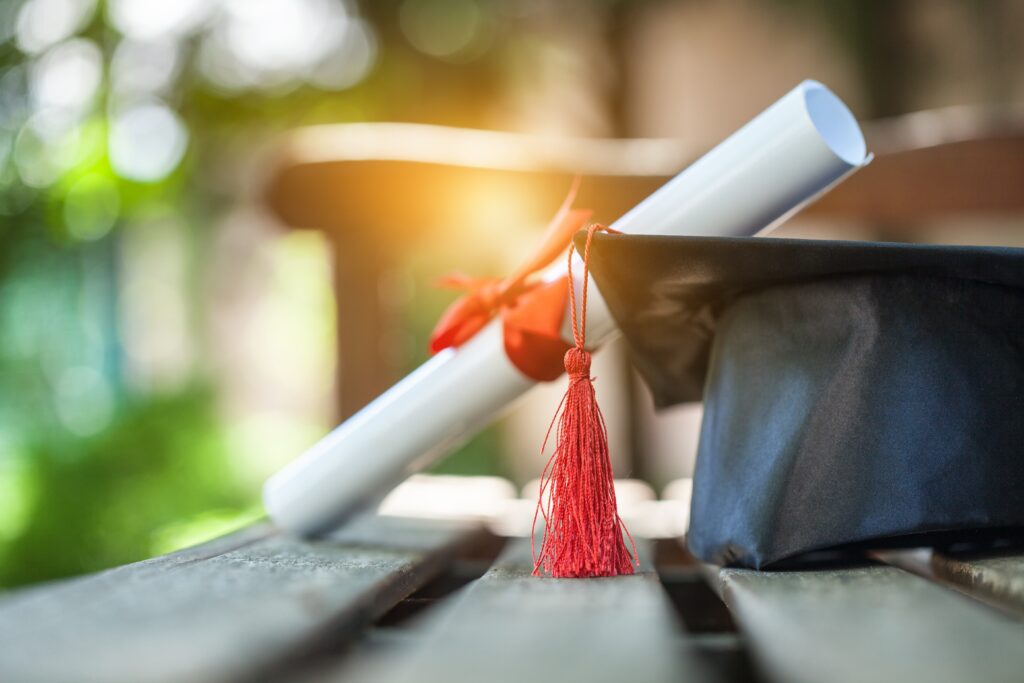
[264,80,870,536]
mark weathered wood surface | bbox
[717,565,1024,683]
[932,551,1024,615]
[343,539,717,683]
[0,515,481,683]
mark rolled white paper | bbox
[264,80,869,536]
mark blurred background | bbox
[0,0,1022,589]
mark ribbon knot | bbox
[429,178,593,381]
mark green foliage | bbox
[0,388,248,589]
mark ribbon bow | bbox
[429,178,592,381]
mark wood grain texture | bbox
[718,565,1024,683]
[0,516,480,683]
[932,551,1024,615]
[346,539,717,683]
[0,523,272,621]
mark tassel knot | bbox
[564,347,591,381]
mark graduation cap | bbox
[581,232,1024,568]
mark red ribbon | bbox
[429,178,592,381]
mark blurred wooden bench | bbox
[2,510,1024,682]
[261,107,1024,419]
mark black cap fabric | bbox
[580,233,1024,568]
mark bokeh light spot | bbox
[399,0,483,59]
[0,453,34,544]
[111,39,181,96]
[64,174,120,241]
[30,39,103,115]
[55,366,115,436]
[16,0,97,55]
[309,19,378,91]
[107,0,212,41]
[195,0,375,93]
[14,113,76,187]
[109,101,188,182]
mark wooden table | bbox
[3,514,1023,683]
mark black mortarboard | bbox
[580,232,1024,568]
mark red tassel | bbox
[532,224,638,578]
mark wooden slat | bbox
[0,515,481,683]
[932,551,1024,615]
[0,522,271,613]
[350,539,716,683]
[717,565,1024,683]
